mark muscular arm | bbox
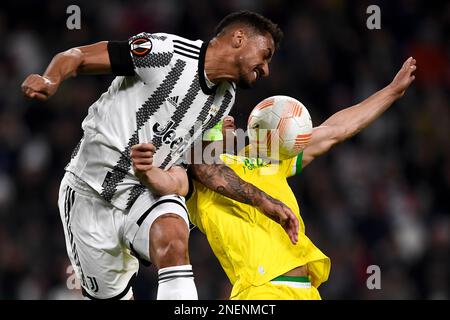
[189,163,268,206]
[131,144,188,196]
[302,57,417,168]
[21,41,112,100]
[189,163,299,244]
[138,166,189,197]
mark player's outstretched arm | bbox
[189,163,299,244]
[302,57,417,168]
[131,143,189,196]
[21,41,111,100]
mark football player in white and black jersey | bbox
[21,11,299,300]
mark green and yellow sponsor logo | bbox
[242,157,269,174]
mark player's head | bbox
[213,11,283,89]
[219,116,258,158]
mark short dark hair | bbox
[214,11,283,49]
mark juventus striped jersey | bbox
[65,32,237,210]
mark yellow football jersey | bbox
[187,152,331,299]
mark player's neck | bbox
[204,39,237,84]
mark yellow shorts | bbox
[232,276,322,300]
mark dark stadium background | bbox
[0,0,448,299]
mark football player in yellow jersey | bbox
[131,57,416,299]
[187,117,328,300]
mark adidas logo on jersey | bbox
[166,96,179,107]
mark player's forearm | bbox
[321,85,400,140]
[189,163,273,206]
[190,163,300,245]
[42,49,84,86]
[138,168,187,196]
[43,42,111,84]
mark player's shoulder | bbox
[137,33,204,62]
[159,33,203,62]
[161,33,203,48]
[129,32,204,62]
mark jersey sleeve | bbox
[107,32,174,82]
[284,152,304,178]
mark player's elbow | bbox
[58,48,83,64]
[167,168,189,197]
[172,176,188,197]
[177,182,189,197]
[53,48,84,77]
[307,137,339,161]
[331,125,352,144]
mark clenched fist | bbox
[131,143,156,179]
[21,74,59,100]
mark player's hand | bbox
[388,57,417,98]
[257,196,299,245]
[21,74,59,100]
[131,143,155,179]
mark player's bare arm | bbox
[131,143,189,196]
[188,163,299,244]
[302,57,417,168]
[21,41,111,100]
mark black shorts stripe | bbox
[69,188,75,213]
[173,39,201,50]
[136,199,188,227]
[129,242,151,267]
[174,50,199,60]
[64,186,70,218]
[82,274,137,300]
[63,186,88,288]
[173,44,200,55]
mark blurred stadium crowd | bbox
[0,0,448,299]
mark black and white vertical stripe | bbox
[203,89,233,133]
[100,59,186,203]
[152,73,201,153]
[125,184,147,210]
[160,89,233,169]
[158,266,194,284]
[159,94,215,168]
[64,186,87,288]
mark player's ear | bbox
[231,29,245,48]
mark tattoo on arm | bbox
[189,164,283,207]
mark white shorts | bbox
[58,171,189,299]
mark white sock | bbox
[156,264,198,300]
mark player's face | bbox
[222,116,238,153]
[235,33,275,89]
